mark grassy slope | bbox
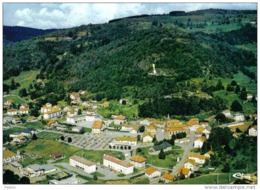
[3,95,27,104]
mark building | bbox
[92,120,103,134]
[103,154,134,175]
[194,137,206,148]
[49,176,79,185]
[12,117,22,124]
[41,103,62,119]
[7,109,18,116]
[142,132,154,143]
[222,110,232,118]
[113,136,137,146]
[147,125,156,134]
[4,99,14,106]
[49,153,64,160]
[149,142,172,155]
[47,119,59,128]
[70,155,96,174]
[145,167,161,178]
[3,149,22,163]
[161,173,174,183]
[233,113,245,122]
[188,152,206,165]
[129,155,146,169]
[121,124,139,134]
[26,164,57,177]
[112,114,127,125]
[139,119,152,126]
[70,92,81,104]
[187,118,200,131]
[178,167,191,178]
[13,136,26,143]
[67,110,78,117]
[247,94,253,101]
[248,125,257,137]
[184,159,196,171]
[19,107,29,115]
[164,120,187,138]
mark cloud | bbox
[6,2,257,29]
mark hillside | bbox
[3,26,59,43]
[3,9,257,117]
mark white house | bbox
[7,109,18,116]
[142,132,154,143]
[188,152,206,165]
[70,92,81,104]
[248,126,257,137]
[41,104,61,119]
[40,103,53,113]
[92,120,103,134]
[19,107,29,115]
[233,113,245,122]
[145,167,161,178]
[194,137,206,148]
[187,118,200,131]
[178,167,191,178]
[130,155,146,169]
[66,115,86,124]
[222,110,232,118]
[26,164,56,177]
[147,125,156,134]
[184,159,196,171]
[67,110,77,117]
[112,114,127,125]
[139,119,152,126]
[70,155,96,174]
[161,173,174,183]
[4,99,14,106]
[103,154,134,175]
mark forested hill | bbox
[3,9,257,112]
[3,26,59,43]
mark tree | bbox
[231,80,237,86]
[139,126,145,133]
[231,100,243,112]
[158,149,166,160]
[19,88,28,97]
[93,173,98,181]
[222,162,231,173]
[215,113,227,123]
[170,134,176,145]
[68,137,72,143]
[240,91,247,100]
[235,85,240,94]
[215,79,224,90]
[60,136,65,141]
[20,176,30,184]
[78,109,82,115]
[32,133,38,140]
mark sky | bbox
[3,2,257,29]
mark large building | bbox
[92,120,103,134]
[41,103,61,119]
[164,120,187,138]
[70,155,96,174]
[103,154,134,175]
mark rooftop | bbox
[145,167,158,175]
[130,155,147,163]
[188,152,205,160]
[153,141,172,151]
[70,155,95,166]
[104,154,132,168]
[162,173,174,181]
[115,136,137,142]
[92,120,103,129]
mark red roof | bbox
[104,154,132,168]
[70,155,95,166]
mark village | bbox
[3,90,258,184]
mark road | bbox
[171,131,195,176]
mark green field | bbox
[138,146,183,168]
[24,121,45,130]
[37,132,62,140]
[3,127,25,137]
[172,173,235,184]
[3,95,27,104]
[4,70,40,96]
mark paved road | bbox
[171,131,195,176]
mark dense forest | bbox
[3,9,257,117]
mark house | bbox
[121,124,139,134]
[161,173,174,183]
[195,126,206,137]
[70,155,96,174]
[12,117,22,124]
[27,116,38,122]
[47,119,59,128]
[9,132,22,138]
[142,132,154,143]
[184,159,196,171]
[103,154,134,175]
[152,120,166,128]
[145,167,161,178]
[66,115,86,124]
[43,106,62,119]
[149,142,172,155]
[113,136,138,146]
[82,101,91,107]
[188,152,206,165]
[164,123,187,138]
[247,94,253,101]
[129,155,146,169]
[187,118,200,131]
[49,153,64,160]
[56,125,68,131]
[194,137,206,148]
[4,99,14,106]
[13,136,27,143]
[41,103,53,113]
[7,109,18,116]
[139,119,152,126]
[22,128,38,136]
[147,125,156,134]
[67,110,77,117]
[92,120,103,134]
[3,149,22,163]
[70,92,81,104]
[26,164,57,177]
[222,110,232,118]
[19,105,29,115]
[112,114,127,125]
[248,125,257,137]
[233,113,245,122]
[178,167,191,178]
